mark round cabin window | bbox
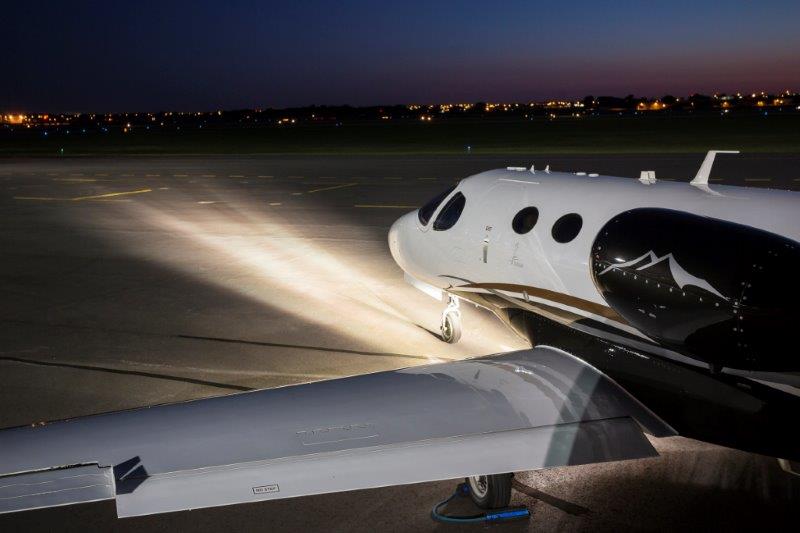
[512,207,539,234]
[552,213,583,243]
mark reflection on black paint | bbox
[591,208,800,371]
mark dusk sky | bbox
[3,0,799,112]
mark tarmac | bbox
[0,154,798,531]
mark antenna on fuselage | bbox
[690,150,740,186]
[544,165,550,173]
[529,164,535,174]
[639,170,657,184]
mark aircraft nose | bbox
[388,211,415,270]
[388,216,403,266]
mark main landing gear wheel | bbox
[440,296,461,344]
[467,473,514,509]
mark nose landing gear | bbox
[441,295,462,343]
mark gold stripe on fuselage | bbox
[450,282,628,326]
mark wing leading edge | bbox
[0,346,674,517]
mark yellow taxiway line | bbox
[307,182,358,194]
[354,204,418,209]
[72,189,152,201]
[12,196,63,201]
[14,188,152,202]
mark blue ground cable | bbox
[430,482,531,524]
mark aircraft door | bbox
[478,181,520,273]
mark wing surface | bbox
[0,347,674,517]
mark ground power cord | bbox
[430,482,531,524]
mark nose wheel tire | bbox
[441,309,462,343]
[466,473,514,509]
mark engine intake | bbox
[591,208,800,371]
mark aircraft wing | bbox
[0,347,674,518]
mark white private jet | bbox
[1,151,798,518]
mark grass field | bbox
[2,114,799,156]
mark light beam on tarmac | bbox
[100,189,517,366]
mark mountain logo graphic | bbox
[599,251,727,300]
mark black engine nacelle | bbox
[591,208,800,371]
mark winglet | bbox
[690,150,740,186]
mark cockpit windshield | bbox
[417,185,455,226]
[433,192,466,231]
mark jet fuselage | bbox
[389,168,800,460]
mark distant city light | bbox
[1,89,797,132]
